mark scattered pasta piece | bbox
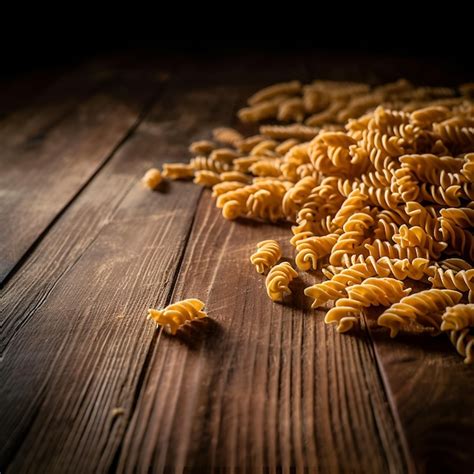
[141,168,162,189]
[265,262,298,302]
[147,299,207,335]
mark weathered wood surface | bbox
[0,53,472,473]
[0,62,164,285]
[117,197,409,473]
[368,326,474,473]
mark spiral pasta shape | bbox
[162,163,195,180]
[212,127,243,146]
[405,201,444,241]
[440,218,474,261]
[305,257,429,308]
[190,156,230,173]
[194,170,222,187]
[364,240,430,261]
[142,168,162,189]
[440,207,474,228]
[147,299,207,335]
[418,183,462,207]
[295,231,342,271]
[392,225,447,258]
[377,289,462,337]
[329,211,374,265]
[441,304,474,331]
[265,262,298,302]
[211,181,245,198]
[189,140,216,155]
[448,329,474,364]
[429,268,474,292]
[247,80,302,106]
[282,176,319,222]
[250,240,281,274]
[332,190,368,227]
[325,277,410,332]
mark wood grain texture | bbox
[368,326,474,474]
[0,76,244,472]
[117,196,409,472]
[0,65,164,285]
[3,52,473,473]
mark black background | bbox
[1,38,473,82]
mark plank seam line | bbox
[361,314,415,474]
[0,90,160,290]
[107,188,204,473]
[0,178,138,359]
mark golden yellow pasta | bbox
[429,267,474,293]
[325,277,410,333]
[441,304,474,331]
[295,230,342,271]
[265,262,298,302]
[147,299,207,335]
[448,329,474,364]
[305,257,429,308]
[156,77,474,364]
[378,289,462,337]
[194,170,221,187]
[141,168,162,189]
[250,239,281,274]
[247,80,302,106]
[189,139,216,155]
[212,127,243,145]
[162,163,195,180]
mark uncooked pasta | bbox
[147,299,207,335]
[147,78,474,364]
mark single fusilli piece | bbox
[141,168,162,189]
[250,240,281,274]
[147,299,207,335]
[266,262,298,302]
[441,304,474,331]
[377,289,462,337]
[295,230,342,271]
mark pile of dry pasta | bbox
[145,79,474,364]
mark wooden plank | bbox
[368,323,474,473]
[0,76,244,473]
[116,196,410,472]
[0,64,164,285]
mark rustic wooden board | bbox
[116,196,410,472]
[368,325,474,473]
[3,51,472,473]
[0,74,248,472]
[0,64,164,285]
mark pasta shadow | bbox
[173,317,223,350]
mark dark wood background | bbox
[0,51,473,473]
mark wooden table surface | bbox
[1,52,473,473]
